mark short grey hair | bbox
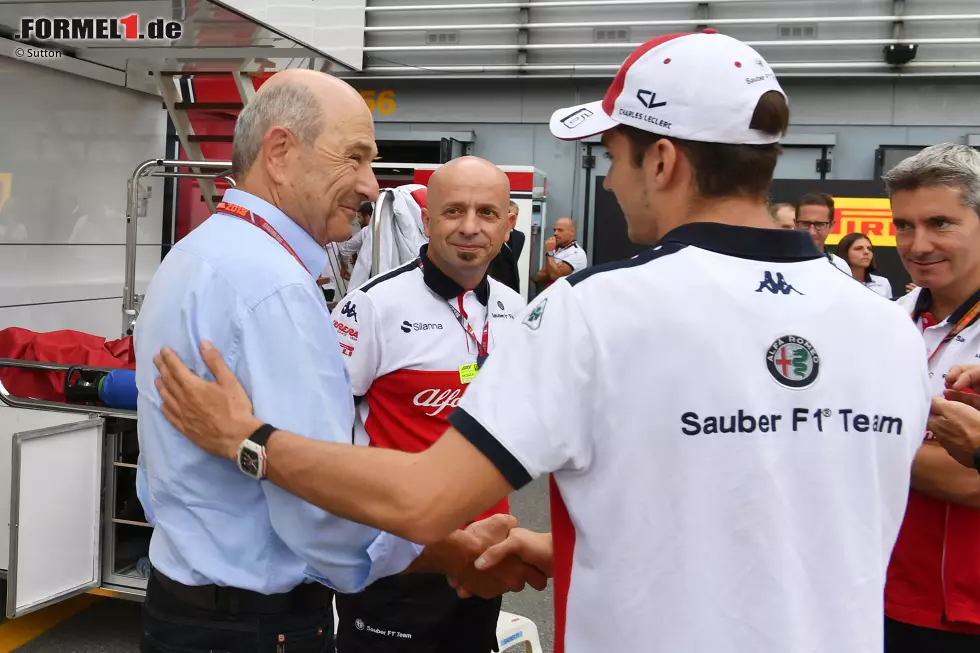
[231,82,324,177]
[882,143,980,217]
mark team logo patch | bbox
[766,335,820,389]
[523,298,547,330]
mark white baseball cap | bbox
[549,30,787,145]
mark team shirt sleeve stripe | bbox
[448,407,534,490]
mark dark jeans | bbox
[141,572,334,653]
[336,573,501,653]
[885,617,980,653]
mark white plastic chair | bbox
[496,610,543,652]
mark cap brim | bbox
[548,101,619,141]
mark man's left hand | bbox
[928,396,980,469]
[154,341,261,460]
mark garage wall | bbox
[0,57,167,339]
[354,77,980,227]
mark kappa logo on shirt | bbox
[340,301,358,323]
[756,271,803,295]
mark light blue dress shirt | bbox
[134,188,423,595]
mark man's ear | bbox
[643,138,680,192]
[421,207,431,239]
[262,126,293,186]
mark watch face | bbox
[239,448,260,476]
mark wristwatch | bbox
[237,424,277,480]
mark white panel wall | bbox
[0,57,167,340]
[223,0,368,70]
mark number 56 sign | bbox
[359,90,396,116]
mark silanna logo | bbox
[401,320,444,333]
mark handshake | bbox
[438,514,553,600]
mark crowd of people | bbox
[131,27,980,653]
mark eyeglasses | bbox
[795,220,832,231]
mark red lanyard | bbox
[449,295,489,358]
[913,298,980,364]
[216,201,309,274]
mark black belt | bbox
[152,570,334,615]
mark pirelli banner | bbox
[769,179,912,297]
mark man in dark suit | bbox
[487,200,525,294]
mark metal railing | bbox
[365,14,980,32]
[124,159,235,337]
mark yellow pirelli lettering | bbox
[824,197,897,247]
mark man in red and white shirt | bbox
[151,31,931,653]
[330,156,525,653]
[882,143,980,653]
[534,217,587,288]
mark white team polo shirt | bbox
[449,223,931,653]
[330,245,525,522]
[828,252,853,276]
[552,241,588,273]
[898,286,980,399]
[865,273,894,300]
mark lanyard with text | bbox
[216,201,309,274]
[914,298,980,365]
[448,295,489,375]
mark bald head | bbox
[231,69,379,246]
[428,156,510,200]
[553,217,577,246]
[422,156,515,286]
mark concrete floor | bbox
[8,476,555,653]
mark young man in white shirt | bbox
[151,31,932,653]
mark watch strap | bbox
[973,447,980,474]
[249,423,277,448]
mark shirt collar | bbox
[219,189,327,278]
[911,286,980,325]
[660,222,823,262]
[418,244,490,305]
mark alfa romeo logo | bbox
[766,335,820,389]
[355,618,365,631]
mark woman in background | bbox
[837,232,894,299]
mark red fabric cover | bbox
[0,327,135,403]
[409,187,428,210]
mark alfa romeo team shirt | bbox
[448,223,931,653]
[552,241,588,273]
[885,287,980,633]
[331,244,525,523]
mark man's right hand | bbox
[447,517,549,599]
[452,528,553,599]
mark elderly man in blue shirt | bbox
[134,70,541,653]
